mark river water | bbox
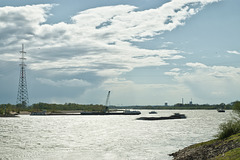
[0,110,232,160]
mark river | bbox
[0,110,232,160]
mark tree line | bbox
[0,101,239,115]
[112,102,234,110]
[0,103,106,114]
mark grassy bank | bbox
[170,133,240,160]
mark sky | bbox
[0,0,239,106]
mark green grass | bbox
[183,133,240,160]
[189,139,217,149]
[226,133,240,143]
[213,148,240,160]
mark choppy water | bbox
[0,110,232,160]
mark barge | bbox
[149,111,157,114]
[0,114,18,117]
[30,110,141,116]
[136,113,186,120]
[217,108,225,112]
[81,110,141,115]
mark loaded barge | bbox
[0,114,18,117]
[80,110,141,115]
[136,113,186,120]
[30,110,141,116]
[30,111,81,116]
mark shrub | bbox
[233,101,240,117]
[216,120,240,139]
[216,101,240,139]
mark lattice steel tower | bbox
[16,44,29,107]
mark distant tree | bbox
[219,103,225,108]
[16,103,22,113]
[233,101,240,118]
[0,105,3,115]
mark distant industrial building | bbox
[165,102,168,106]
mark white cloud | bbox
[171,68,181,72]
[164,68,181,76]
[186,62,208,68]
[227,50,240,55]
[100,78,191,105]
[0,4,53,46]
[37,78,91,87]
[164,72,180,76]
[0,1,219,78]
[0,1,224,104]
[161,41,174,48]
[167,62,240,103]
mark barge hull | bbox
[80,112,141,115]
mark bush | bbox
[216,101,240,139]
[216,120,240,139]
[233,101,240,117]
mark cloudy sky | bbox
[0,0,239,106]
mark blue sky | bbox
[0,0,239,106]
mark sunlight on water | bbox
[0,110,232,160]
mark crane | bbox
[104,91,110,113]
[105,91,111,106]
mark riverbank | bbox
[170,133,240,160]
